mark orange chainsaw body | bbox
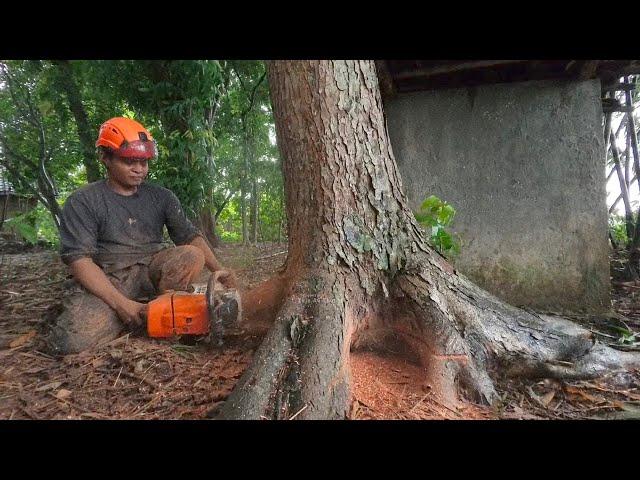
[147,292,210,338]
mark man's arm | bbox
[69,258,146,326]
[189,235,223,272]
[189,235,238,288]
[163,189,238,288]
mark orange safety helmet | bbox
[95,117,157,159]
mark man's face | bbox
[104,155,149,188]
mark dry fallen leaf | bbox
[565,385,600,403]
[540,390,556,407]
[80,412,103,419]
[55,389,72,400]
[9,330,37,348]
[35,381,63,392]
[91,358,107,368]
[11,303,26,313]
[134,359,146,374]
[24,367,47,374]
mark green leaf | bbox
[421,195,441,212]
[438,204,456,226]
[5,214,38,244]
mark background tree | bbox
[1,59,286,247]
[229,61,268,245]
[213,61,283,244]
[0,60,87,231]
[605,76,640,278]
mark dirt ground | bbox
[1,242,639,420]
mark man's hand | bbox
[115,299,147,329]
[190,236,238,287]
[214,269,239,290]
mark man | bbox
[47,117,236,355]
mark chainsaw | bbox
[146,271,242,345]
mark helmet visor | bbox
[115,140,158,159]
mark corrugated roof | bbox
[378,60,640,96]
[0,165,16,195]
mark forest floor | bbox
[1,242,639,420]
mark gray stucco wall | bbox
[386,79,609,312]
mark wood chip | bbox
[9,330,37,348]
[35,381,63,392]
[55,389,72,400]
[540,390,556,407]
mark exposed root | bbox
[221,248,640,419]
[393,252,640,407]
[239,273,288,336]
[218,293,303,419]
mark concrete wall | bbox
[385,79,609,312]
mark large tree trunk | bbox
[250,179,259,244]
[197,207,221,247]
[241,187,248,246]
[220,60,640,420]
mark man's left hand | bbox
[214,269,239,289]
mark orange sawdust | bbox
[349,351,495,420]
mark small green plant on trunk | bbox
[414,195,460,256]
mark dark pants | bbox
[47,245,205,355]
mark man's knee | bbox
[149,245,206,293]
[174,245,205,268]
[168,245,204,284]
[45,293,123,355]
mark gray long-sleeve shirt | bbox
[59,180,201,272]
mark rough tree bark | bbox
[220,60,640,420]
[197,208,221,247]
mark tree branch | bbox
[245,70,267,116]
[0,134,39,171]
[610,131,634,239]
[233,63,267,120]
[0,156,47,207]
[610,173,638,214]
[623,75,640,252]
[214,190,235,219]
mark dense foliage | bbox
[0,60,285,246]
